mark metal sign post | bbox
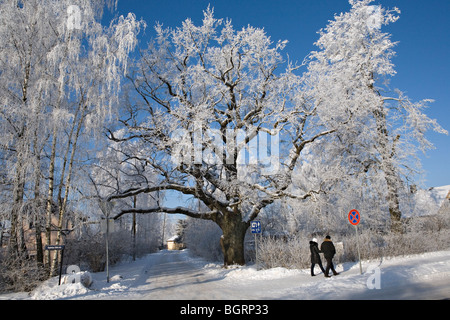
[348,209,362,274]
[251,221,262,269]
[45,245,65,285]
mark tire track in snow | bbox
[127,250,235,299]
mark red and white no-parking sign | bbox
[348,209,360,226]
[348,209,362,274]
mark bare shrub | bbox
[64,229,132,272]
[257,234,310,269]
[184,218,223,262]
[256,224,450,270]
[0,253,47,293]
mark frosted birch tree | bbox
[47,5,144,277]
[306,0,447,232]
[107,8,341,266]
[0,0,144,276]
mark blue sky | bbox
[111,0,449,189]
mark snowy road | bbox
[92,249,450,300]
[3,249,450,300]
[122,250,238,300]
[131,249,450,300]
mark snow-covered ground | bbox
[1,249,450,300]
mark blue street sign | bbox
[251,221,261,234]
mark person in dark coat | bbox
[320,235,339,277]
[309,238,326,276]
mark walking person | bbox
[320,235,339,278]
[310,238,326,276]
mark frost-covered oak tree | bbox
[108,8,339,266]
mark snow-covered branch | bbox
[113,205,219,221]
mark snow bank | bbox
[2,249,450,300]
[224,266,306,280]
[28,271,93,300]
[31,279,90,300]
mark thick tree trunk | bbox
[374,107,403,233]
[384,161,403,233]
[218,212,249,266]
